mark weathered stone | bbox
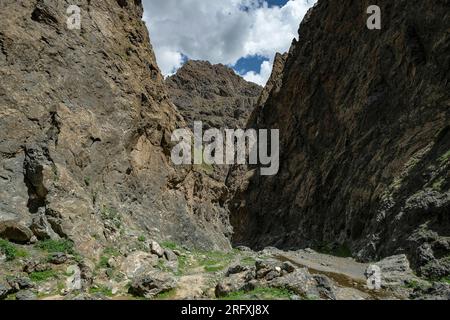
[120,251,158,279]
[48,252,68,265]
[15,290,37,300]
[0,282,12,300]
[0,221,33,244]
[215,271,256,298]
[150,241,165,258]
[129,270,178,298]
[164,249,178,262]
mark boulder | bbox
[0,282,12,300]
[0,221,33,244]
[129,270,178,298]
[120,251,158,279]
[215,271,256,298]
[48,252,68,265]
[164,249,178,262]
[375,255,418,287]
[15,290,37,300]
[150,241,165,258]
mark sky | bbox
[142,0,316,86]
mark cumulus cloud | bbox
[142,0,316,83]
[241,60,273,86]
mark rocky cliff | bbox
[230,0,450,278]
[166,60,262,129]
[0,0,232,259]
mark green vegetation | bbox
[84,176,91,186]
[100,205,122,229]
[161,241,179,251]
[438,150,450,164]
[0,240,27,260]
[197,251,237,273]
[405,280,421,290]
[36,239,75,254]
[97,247,120,270]
[89,285,113,297]
[154,289,177,300]
[432,177,445,191]
[30,270,58,282]
[221,287,295,300]
[0,239,18,261]
[241,256,257,266]
[440,277,450,284]
[138,235,146,242]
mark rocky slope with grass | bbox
[0,0,233,265]
[229,0,450,281]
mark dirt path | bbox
[275,250,397,300]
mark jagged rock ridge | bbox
[166,60,262,129]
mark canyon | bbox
[0,0,449,300]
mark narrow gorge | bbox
[0,0,449,301]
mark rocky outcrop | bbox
[229,0,450,277]
[166,60,262,129]
[0,0,231,258]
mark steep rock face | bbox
[0,0,231,257]
[166,60,262,129]
[230,0,450,275]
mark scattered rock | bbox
[164,249,178,262]
[215,271,256,298]
[375,255,418,287]
[120,251,158,279]
[226,264,251,276]
[129,270,178,298]
[150,241,165,258]
[0,221,33,244]
[15,290,37,300]
[7,276,33,291]
[0,283,12,300]
[281,261,296,273]
[48,252,68,265]
[23,259,51,273]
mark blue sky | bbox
[143,0,316,85]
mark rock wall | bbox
[0,0,231,258]
[230,0,450,276]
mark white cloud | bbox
[242,60,273,86]
[142,0,316,84]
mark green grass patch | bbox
[36,239,75,254]
[0,239,18,261]
[30,270,58,282]
[197,251,236,273]
[221,287,295,300]
[241,256,256,266]
[138,235,146,242]
[89,285,113,297]
[440,277,450,284]
[438,150,450,164]
[153,289,177,300]
[161,241,179,251]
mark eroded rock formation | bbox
[229,0,450,278]
[0,0,231,258]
